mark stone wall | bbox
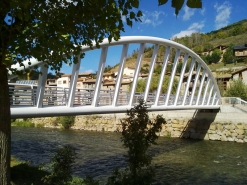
[28,109,247,143]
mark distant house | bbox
[57,74,71,88]
[115,67,135,77]
[78,73,93,79]
[103,73,115,81]
[83,78,96,89]
[200,45,229,56]
[200,45,229,63]
[140,73,149,79]
[46,79,57,86]
[102,80,132,92]
[216,74,232,90]
[233,44,247,57]
[232,67,247,84]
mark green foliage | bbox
[58,116,75,129]
[140,67,149,74]
[69,176,99,185]
[154,64,162,74]
[225,80,247,101]
[11,120,35,127]
[136,75,178,94]
[222,44,235,66]
[143,63,150,67]
[211,49,221,64]
[176,62,183,73]
[104,65,114,73]
[42,146,76,185]
[201,54,211,65]
[11,157,49,185]
[107,100,166,185]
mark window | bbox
[63,80,66,84]
[58,81,62,84]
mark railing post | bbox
[144,44,159,102]
[36,64,48,108]
[68,55,81,107]
[182,58,196,106]
[189,63,201,105]
[154,46,171,106]
[112,44,129,106]
[174,54,189,105]
[129,43,145,106]
[164,49,180,106]
[92,47,108,107]
[196,70,206,105]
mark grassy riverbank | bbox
[10,156,89,185]
[11,157,49,185]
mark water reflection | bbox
[11,127,247,184]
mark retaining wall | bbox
[28,105,247,143]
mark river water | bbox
[11,127,247,184]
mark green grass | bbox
[10,157,88,185]
[209,34,247,47]
[208,61,247,72]
[10,157,49,185]
[11,121,35,127]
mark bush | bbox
[11,120,35,127]
[42,146,76,185]
[58,116,75,129]
[224,79,247,101]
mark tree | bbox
[210,49,221,64]
[0,0,202,184]
[222,44,234,66]
[107,100,165,184]
[42,145,76,185]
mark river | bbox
[11,127,247,184]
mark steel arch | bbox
[9,36,221,118]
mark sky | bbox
[60,0,247,75]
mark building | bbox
[232,67,247,84]
[216,73,232,90]
[233,44,247,57]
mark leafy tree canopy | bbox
[1,0,202,74]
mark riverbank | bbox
[16,106,247,143]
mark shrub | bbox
[42,145,75,185]
[224,79,247,101]
[58,116,75,129]
[11,121,35,127]
[107,100,166,185]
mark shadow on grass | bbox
[11,163,49,185]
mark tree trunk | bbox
[0,63,11,185]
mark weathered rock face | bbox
[28,112,247,143]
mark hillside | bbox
[105,19,247,73]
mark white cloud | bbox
[214,1,232,30]
[172,30,197,39]
[182,6,195,21]
[200,8,206,16]
[83,69,94,73]
[188,22,204,30]
[140,11,166,27]
[171,21,204,39]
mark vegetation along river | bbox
[11,127,247,184]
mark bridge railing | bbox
[9,84,216,107]
[222,97,247,106]
[9,36,221,117]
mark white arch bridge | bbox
[9,36,221,118]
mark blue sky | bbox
[60,0,247,74]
